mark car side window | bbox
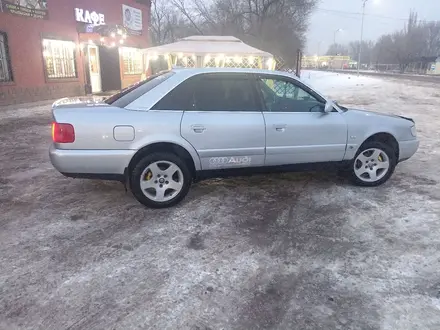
[152,78,195,110]
[258,77,324,113]
[193,74,258,111]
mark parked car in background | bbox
[49,68,419,208]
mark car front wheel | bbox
[350,141,397,187]
[130,152,192,208]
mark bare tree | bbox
[150,0,177,45]
[373,35,398,66]
[150,0,201,45]
[335,11,440,73]
[424,21,440,56]
[326,43,349,56]
[162,0,318,66]
[170,0,205,35]
[388,12,430,72]
[347,40,374,65]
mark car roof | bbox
[124,67,331,111]
[170,67,300,80]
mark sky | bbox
[306,0,440,55]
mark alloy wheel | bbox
[354,148,390,183]
[139,161,184,202]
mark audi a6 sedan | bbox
[49,68,419,208]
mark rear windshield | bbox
[105,71,174,107]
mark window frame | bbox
[253,73,330,113]
[0,31,13,83]
[121,47,144,76]
[41,36,78,82]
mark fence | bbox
[369,62,433,74]
[301,56,351,70]
[302,60,436,75]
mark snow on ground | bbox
[1,71,440,330]
[0,101,54,121]
[302,70,380,95]
[0,96,106,121]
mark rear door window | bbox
[193,73,259,111]
[152,73,260,112]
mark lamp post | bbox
[357,0,368,76]
[334,28,342,46]
[333,29,343,58]
[331,29,343,70]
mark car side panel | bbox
[49,145,135,175]
[342,110,417,160]
[181,111,266,170]
[52,105,136,150]
[120,110,202,171]
[399,140,419,161]
[52,106,202,173]
[263,112,348,166]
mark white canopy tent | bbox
[142,36,276,72]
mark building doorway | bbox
[87,45,102,93]
[99,46,121,92]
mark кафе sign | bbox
[74,7,128,47]
[75,7,106,26]
[74,6,143,36]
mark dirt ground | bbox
[1,72,440,330]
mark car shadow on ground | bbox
[83,170,351,211]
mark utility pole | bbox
[358,0,368,76]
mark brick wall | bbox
[0,83,85,106]
[121,74,142,89]
[0,0,150,106]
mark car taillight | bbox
[52,122,75,143]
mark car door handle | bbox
[274,124,287,132]
[191,124,206,133]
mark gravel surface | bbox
[1,72,440,330]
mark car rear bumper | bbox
[49,145,135,177]
[399,139,419,162]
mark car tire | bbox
[349,141,397,187]
[130,152,192,208]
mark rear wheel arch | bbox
[128,142,197,179]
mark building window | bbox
[42,39,77,79]
[0,32,13,82]
[121,47,143,75]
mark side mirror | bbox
[324,101,334,113]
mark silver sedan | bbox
[49,68,419,208]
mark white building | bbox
[143,36,275,74]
